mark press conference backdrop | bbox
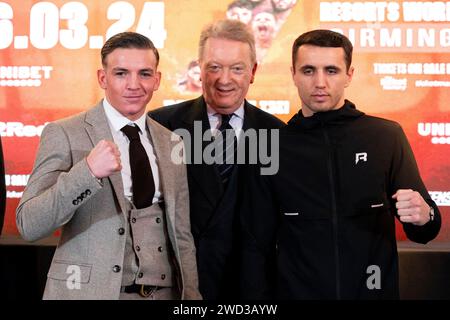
[0,0,449,244]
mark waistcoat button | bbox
[112,265,121,273]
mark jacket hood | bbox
[287,99,365,130]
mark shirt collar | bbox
[102,98,147,133]
[206,101,245,120]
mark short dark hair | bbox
[101,32,159,67]
[228,0,253,11]
[292,29,353,71]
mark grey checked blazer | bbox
[16,102,201,300]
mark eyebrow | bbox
[111,67,154,73]
[299,64,341,71]
[206,60,247,65]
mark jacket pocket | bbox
[47,260,92,284]
[281,207,329,220]
[343,194,392,217]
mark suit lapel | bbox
[175,97,223,206]
[147,116,175,225]
[84,102,128,215]
[242,100,256,131]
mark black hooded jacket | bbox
[242,100,441,299]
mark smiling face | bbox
[200,37,257,114]
[97,48,161,120]
[291,45,353,117]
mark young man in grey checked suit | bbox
[16,32,201,300]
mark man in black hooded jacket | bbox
[242,29,441,299]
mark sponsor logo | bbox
[355,152,368,164]
[418,123,450,144]
[380,76,407,90]
[0,66,53,87]
[429,191,450,206]
[5,174,29,186]
[259,100,290,115]
[0,121,48,137]
[5,174,29,199]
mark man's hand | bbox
[392,189,430,226]
[86,140,121,178]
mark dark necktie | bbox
[121,124,155,209]
[216,114,237,186]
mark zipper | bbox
[321,123,340,299]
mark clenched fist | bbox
[86,140,122,178]
[392,189,430,226]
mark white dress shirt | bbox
[103,99,161,204]
[206,102,245,139]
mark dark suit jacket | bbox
[0,137,6,235]
[149,96,284,299]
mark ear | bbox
[153,71,162,91]
[290,65,295,79]
[97,69,106,89]
[345,66,354,88]
[250,63,258,84]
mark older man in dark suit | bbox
[149,19,284,299]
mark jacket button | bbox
[156,217,161,224]
[135,245,141,252]
[112,265,121,273]
[138,272,143,278]
[161,274,166,280]
[118,228,125,235]
[72,199,78,205]
[131,217,136,223]
[85,189,91,195]
[157,246,163,252]
[77,196,83,202]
